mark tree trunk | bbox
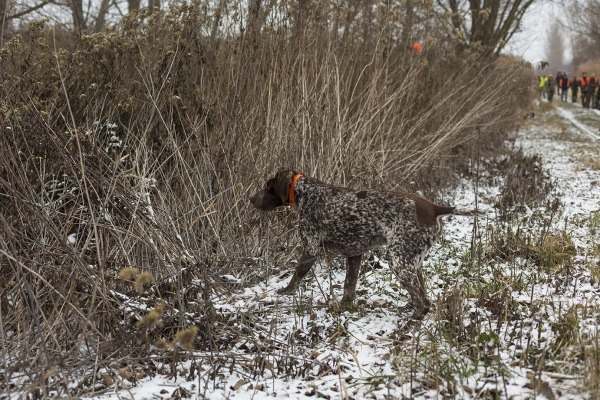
[246,0,261,45]
[1,0,8,46]
[438,0,536,58]
[70,0,86,31]
[148,0,160,14]
[94,0,111,32]
[128,0,140,13]
[210,0,227,41]
[294,0,309,39]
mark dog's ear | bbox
[274,170,294,203]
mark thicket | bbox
[0,4,533,396]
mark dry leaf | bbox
[231,379,245,390]
[118,368,133,381]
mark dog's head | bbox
[250,169,300,211]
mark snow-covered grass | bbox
[5,109,598,400]
[44,103,598,400]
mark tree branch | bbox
[8,0,54,20]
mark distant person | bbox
[538,75,548,99]
[559,74,570,102]
[583,73,598,108]
[579,73,590,107]
[546,74,555,103]
[556,71,563,96]
[571,74,579,102]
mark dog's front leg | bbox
[277,253,318,294]
[341,254,362,307]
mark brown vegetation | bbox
[576,59,600,76]
[0,4,534,397]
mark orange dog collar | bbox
[288,173,302,206]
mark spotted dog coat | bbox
[250,169,483,321]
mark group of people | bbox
[538,70,600,109]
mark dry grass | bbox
[585,334,600,398]
[0,5,534,397]
[496,150,556,213]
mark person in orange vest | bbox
[579,72,589,107]
[556,71,563,96]
[589,73,598,108]
[571,74,579,103]
[559,74,570,102]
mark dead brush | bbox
[550,306,581,353]
[1,4,535,397]
[584,334,600,398]
[490,155,574,273]
[476,272,521,324]
[489,227,576,274]
[496,150,556,215]
[436,286,470,344]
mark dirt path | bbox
[554,105,600,141]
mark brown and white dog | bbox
[250,169,483,321]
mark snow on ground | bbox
[86,102,600,400]
[555,107,600,141]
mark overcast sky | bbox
[506,2,570,65]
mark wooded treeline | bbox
[568,0,600,66]
[2,0,535,57]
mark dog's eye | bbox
[266,180,275,193]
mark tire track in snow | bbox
[555,106,600,140]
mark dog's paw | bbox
[340,298,358,312]
[390,328,413,343]
[391,319,422,343]
[328,298,355,313]
[398,302,414,316]
[276,286,295,295]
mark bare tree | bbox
[4,0,149,33]
[147,0,159,14]
[70,0,85,30]
[93,0,111,32]
[3,0,55,28]
[245,0,263,45]
[1,0,9,43]
[436,0,537,57]
[567,0,600,66]
[210,0,227,41]
[127,0,140,12]
[401,0,416,48]
[545,20,566,71]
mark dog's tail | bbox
[449,208,487,217]
[422,203,485,226]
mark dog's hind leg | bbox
[400,266,431,321]
[277,253,318,295]
[389,245,432,321]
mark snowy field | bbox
[68,102,600,399]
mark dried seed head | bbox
[175,326,199,351]
[118,267,140,281]
[134,271,154,293]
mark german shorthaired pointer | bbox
[250,169,483,321]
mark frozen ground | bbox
[76,102,600,399]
